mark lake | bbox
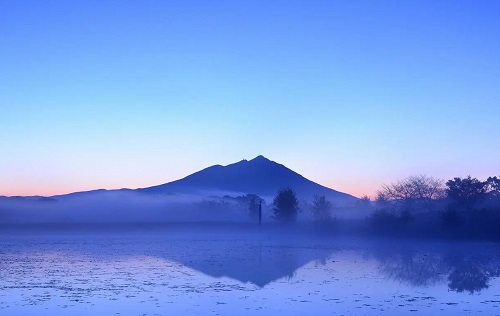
[1,225,499,315]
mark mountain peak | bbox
[138,155,358,205]
[249,155,270,162]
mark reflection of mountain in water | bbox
[161,241,333,287]
[3,230,335,288]
[99,236,500,291]
[367,241,500,294]
[3,229,499,292]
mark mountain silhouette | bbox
[138,155,357,205]
[1,155,357,206]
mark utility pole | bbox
[258,200,262,225]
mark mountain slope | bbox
[138,155,357,205]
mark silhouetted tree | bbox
[446,176,486,212]
[360,195,371,204]
[311,195,332,222]
[272,188,299,223]
[247,194,263,220]
[375,193,390,210]
[377,175,445,214]
[485,176,500,206]
[485,176,500,215]
[356,195,372,210]
[486,176,500,195]
[229,194,263,219]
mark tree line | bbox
[374,175,499,214]
[260,188,334,224]
[261,175,500,239]
[371,175,500,238]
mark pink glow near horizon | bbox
[0,176,382,199]
[1,1,499,202]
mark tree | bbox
[375,193,390,210]
[272,188,299,223]
[246,194,263,220]
[311,195,332,222]
[446,176,486,211]
[356,195,372,209]
[486,176,500,197]
[485,176,500,211]
[377,175,445,213]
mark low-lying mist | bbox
[0,191,274,225]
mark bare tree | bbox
[377,175,445,213]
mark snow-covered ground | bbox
[1,226,499,315]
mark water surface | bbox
[1,227,499,315]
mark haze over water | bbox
[1,227,499,315]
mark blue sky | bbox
[1,0,499,197]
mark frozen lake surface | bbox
[1,225,500,315]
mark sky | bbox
[1,0,499,198]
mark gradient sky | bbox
[1,0,499,198]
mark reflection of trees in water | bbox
[445,256,500,293]
[371,250,447,287]
[448,264,488,293]
[369,245,500,294]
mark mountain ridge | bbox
[137,155,357,205]
[2,156,358,205]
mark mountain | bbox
[0,156,359,224]
[1,155,357,206]
[137,155,357,205]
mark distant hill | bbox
[137,155,357,205]
[0,155,358,206]
[0,156,360,223]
